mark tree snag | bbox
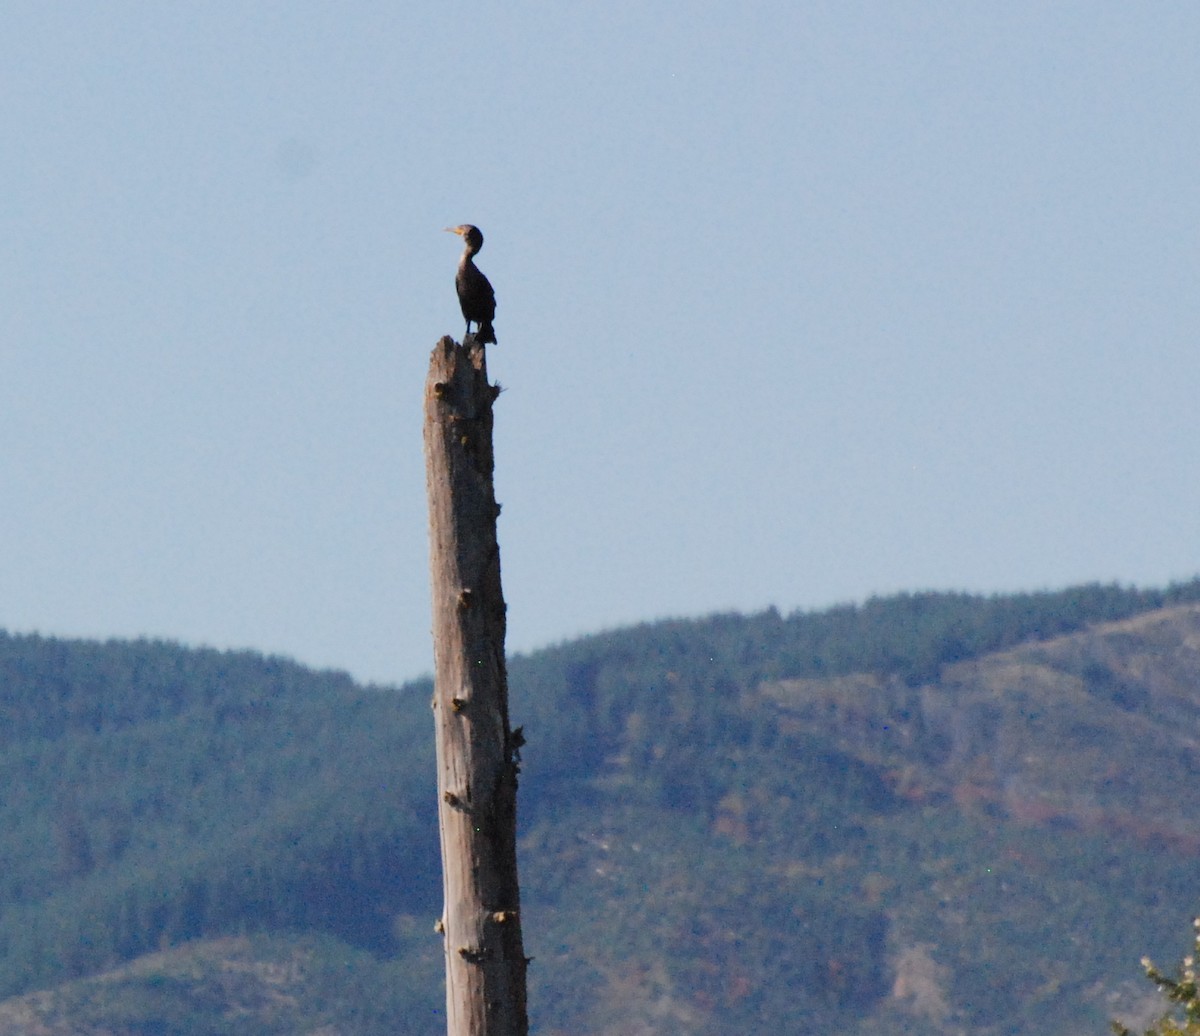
[424,335,528,1036]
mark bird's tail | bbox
[477,321,497,345]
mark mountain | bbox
[0,580,1199,1034]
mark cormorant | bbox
[444,224,497,345]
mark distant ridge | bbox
[0,577,1199,1034]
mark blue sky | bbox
[3,2,1198,685]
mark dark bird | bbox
[444,224,497,345]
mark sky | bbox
[2,2,1199,687]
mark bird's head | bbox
[444,224,484,251]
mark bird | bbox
[444,224,497,345]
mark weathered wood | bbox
[424,335,528,1036]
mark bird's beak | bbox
[444,226,465,236]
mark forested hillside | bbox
[0,637,439,994]
[1,579,1199,1034]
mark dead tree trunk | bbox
[424,335,528,1036]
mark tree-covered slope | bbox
[0,636,439,996]
[510,587,1200,1035]
[0,578,1198,1034]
